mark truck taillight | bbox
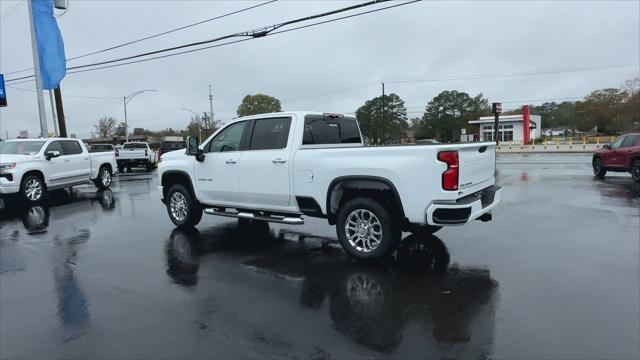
[438,151,459,191]
[115,149,119,157]
[145,149,148,157]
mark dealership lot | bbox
[1,154,638,359]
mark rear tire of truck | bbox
[94,165,112,190]
[336,197,400,260]
[593,157,606,178]
[632,160,640,183]
[146,162,153,172]
[166,184,203,228]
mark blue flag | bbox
[31,0,66,90]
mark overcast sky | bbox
[1,0,638,139]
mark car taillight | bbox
[438,151,459,191]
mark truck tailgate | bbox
[118,149,146,159]
[457,143,496,190]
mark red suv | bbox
[593,133,640,182]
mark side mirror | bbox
[186,136,199,155]
[186,136,205,162]
[603,144,611,150]
[45,150,60,160]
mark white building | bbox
[469,112,542,143]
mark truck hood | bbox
[0,154,42,164]
[160,148,187,160]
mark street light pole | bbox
[123,89,157,142]
[182,108,201,140]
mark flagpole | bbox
[27,0,48,138]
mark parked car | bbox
[116,142,156,172]
[158,140,186,158]
[158,111,502,260]
[592,133,640,182]
[88,144,115,153]
[0,138,117,203]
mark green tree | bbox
[92,116,118,139]
[419,91,490,142]
[185,117,201,138]
[236,94,282,117]
[355,93,408,144]
[577,88,628,134]
[115,122,127,137]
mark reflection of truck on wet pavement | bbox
[159,111,502,259]
[0,138,117,203]
[165,225,498,358]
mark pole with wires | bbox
[27,0,48,137]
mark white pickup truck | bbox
[116,142,156,172]
[0,138,117,203]
[158,112,502,259]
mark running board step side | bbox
[203,208,304,225]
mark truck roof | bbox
[231,111,355,124]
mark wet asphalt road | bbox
[1,154,639,359]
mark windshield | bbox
[0,141,46,155]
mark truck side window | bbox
[611,136,626,149]
[61,140,83,155]
[249,118,291,150]
[45,141,64,155]
[303,115,361,145]
[621,135,637,148]
[207,121,248,153]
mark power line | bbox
[386,63,639,84]
[6,0,412,82]
[1,0,25,22]
[3,0,278,76]
[6,85,120,99]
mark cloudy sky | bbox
[1,0,638,139]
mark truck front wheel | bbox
[166,184,203,228]
[336,197,400,260]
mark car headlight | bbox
[0,163,16,170]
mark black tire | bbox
[118,166,124,173]
[93,165,112,190]
[336,197,400,260]
[593,157,606,178]
[166,184,202,228]
[406,224,443,234]
[631,160,640,183]
[127,167,132,173]
[146,162,152,171]
[20,174,45,204]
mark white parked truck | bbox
[158,112,502,259]
[0,138,117,203]
[116,142,156,172]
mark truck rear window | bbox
[303,115,361,145]
[123,143,147,149]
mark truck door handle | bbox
[83,157,89,160]
[64,159,70,162]
[225,159,237,164]
[272,158,287,164]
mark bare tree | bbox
[93,116,118,139]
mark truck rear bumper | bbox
[426,185,502,225]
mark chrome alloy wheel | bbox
[170,192,188,222]
[24,178,43,201]
[101,168,112,187]
[345,209,383,253]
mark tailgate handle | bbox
[478,146,487,153]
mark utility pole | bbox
[27,0,48,137]
[209,84,214,129]
[54,87,67,137]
